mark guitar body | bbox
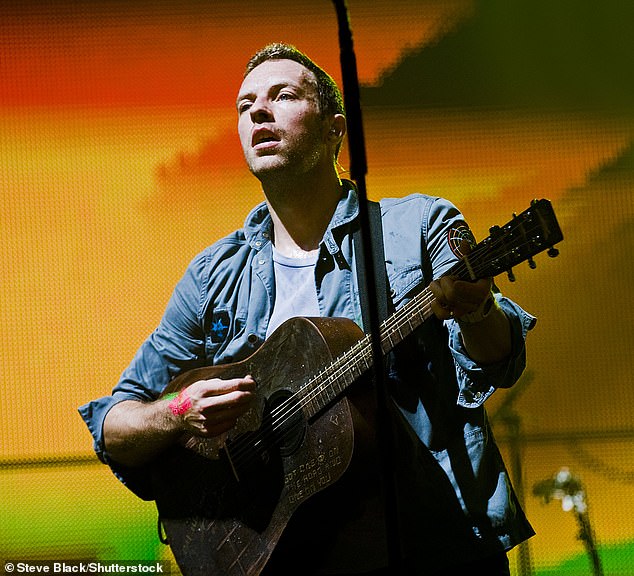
[151,316,368,576]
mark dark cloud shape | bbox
[156,131,244,181]
[582,139,634,185]
[558,138,634,276]
[361,0,634,112]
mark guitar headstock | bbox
[454,199,563,281]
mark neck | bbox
[263,167,344,257]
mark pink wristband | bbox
[168,389,192,416]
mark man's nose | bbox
[250,97,274,123]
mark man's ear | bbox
[328,114,347,141]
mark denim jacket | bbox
[79,181,535,565]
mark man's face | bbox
[236,59,330,180]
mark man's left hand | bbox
[429,276,493,322]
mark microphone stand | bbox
[533,468,604,576]
[331,1,402,573]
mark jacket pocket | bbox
[388,265,424,308]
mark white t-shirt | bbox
[265,246,320,339]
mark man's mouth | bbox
[252,129,280,150]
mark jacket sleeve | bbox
[422,196,537,408]
[77,249,209,498]
[448,295,536,407]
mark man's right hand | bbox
[171,375,256,438]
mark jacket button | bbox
[247,333,259,345]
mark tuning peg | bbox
[547,246,560,258]
[528,256,537,269]
[507,268,516,282]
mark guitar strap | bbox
[354,200,390,330]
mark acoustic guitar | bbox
[151,199,563,576]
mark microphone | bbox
[533,467,586,513]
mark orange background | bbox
[2,1,633,574]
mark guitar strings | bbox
[224,223,547,469]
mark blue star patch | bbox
[209,311,230,343]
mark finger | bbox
[431,276,484,319]
[430,300,453,320]
[189,399,255,438]
[428,279,447,304]
[432,277,463,309]
[429,279,454,320]
[202,401,252,426]
[452,278,493,312]
[196,416,248,438]
[183,403,244,436]
[198,389,255,412]
[459,238,473,255]
[190,375,256,398]
[198,421,236,438]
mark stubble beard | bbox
[248,133,324,188]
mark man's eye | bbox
[238,102,251,113]
[278,92,294,101]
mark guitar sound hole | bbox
[268,389,306,457]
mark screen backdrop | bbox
[2,1,633,575]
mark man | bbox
[80,43,535,575]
